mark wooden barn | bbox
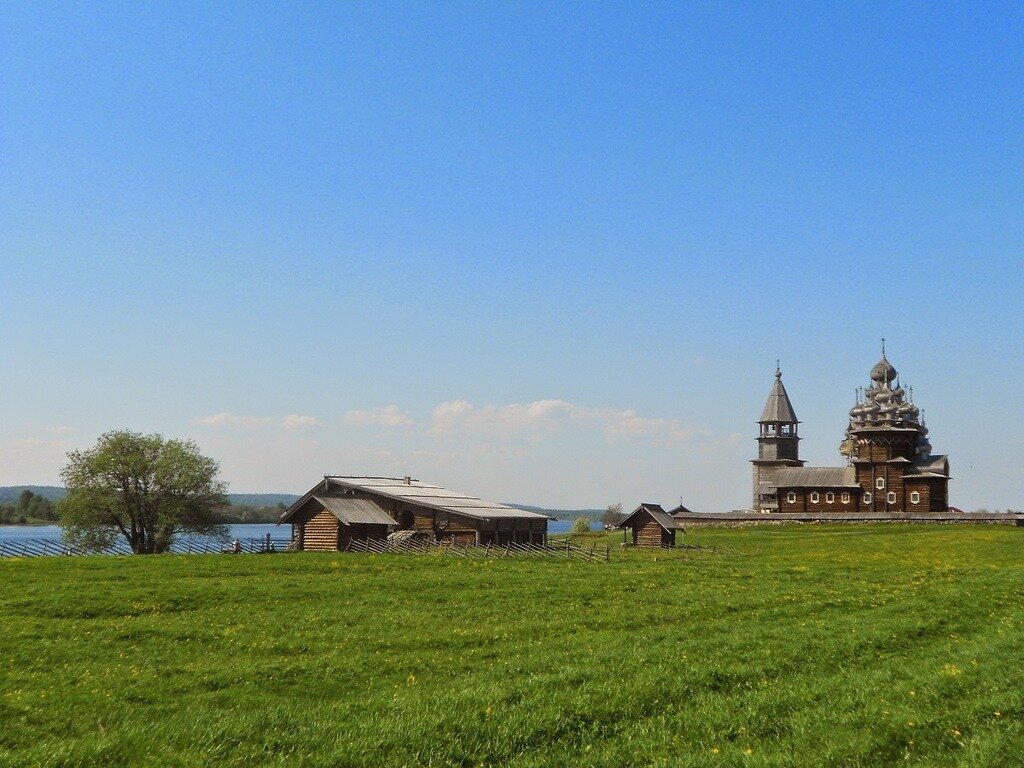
[617,503,686,548]
[280,475,550,551]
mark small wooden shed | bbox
[617,503,686,548]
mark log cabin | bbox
[617,503,685,548]
[280,475,551,551]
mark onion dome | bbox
[897,401,918,420]
[916,420,932,456]
[870,340,898,384]
[870,356,897,384]
[861,400,880,420]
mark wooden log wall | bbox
[634,515,664,547]
[301,508,340,551]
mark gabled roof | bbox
[617,503,686,531]
[774,467,860,489]
[280,476,552,524]
[668,503,695,516]
[760,370,799,423]
[314,495,397,526]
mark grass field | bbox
[1,525,1022,767]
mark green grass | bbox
[1,525,1022,767]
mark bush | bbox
[569,517,592,535]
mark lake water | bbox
[0,523,285,544]
[0,518,589,546]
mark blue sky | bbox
[1,3,1022,510]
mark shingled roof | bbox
[760,369,799,423]
[617,503,686,531]
[774,467,860,489]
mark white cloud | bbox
[281,414,321,431]
[343,405,413,429]
[193,412,273,428]
[430,399,696,442]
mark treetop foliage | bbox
[58,431,228,554]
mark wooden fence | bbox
[0,535,609,562]
[0,537,291,558]
[343,537,610,562]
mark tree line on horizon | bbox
[0,489,57,525]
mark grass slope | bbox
[1,525,1021,767]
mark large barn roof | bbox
[280,476,552,524]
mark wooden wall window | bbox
[887,491,897,504]
[863,492,872,505]
[841,493,850,504]
[876,477,886,490]
[910,491,920,504]
[786,492,796,503]
[810,492,819,503]
[825,493,835,504]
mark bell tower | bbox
[751,364,804,511]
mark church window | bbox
[810,492,819,503]
[825,493,835,504]
[767,425,776,435]
[841,493,850,504]
[910,491,920,504]
[887,491,896,504]
[863,492,872,505]
[875,477,886,490]
[781,425,791,435]
[786,492,796,503]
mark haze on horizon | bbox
[2,4,1022,511]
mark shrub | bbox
[569,517,592,535]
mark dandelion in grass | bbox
[407,674,416,686]
[743,747,753,755]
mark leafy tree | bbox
[569,516,592,535]
[58,431,228,554]
[600,502,625,528]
